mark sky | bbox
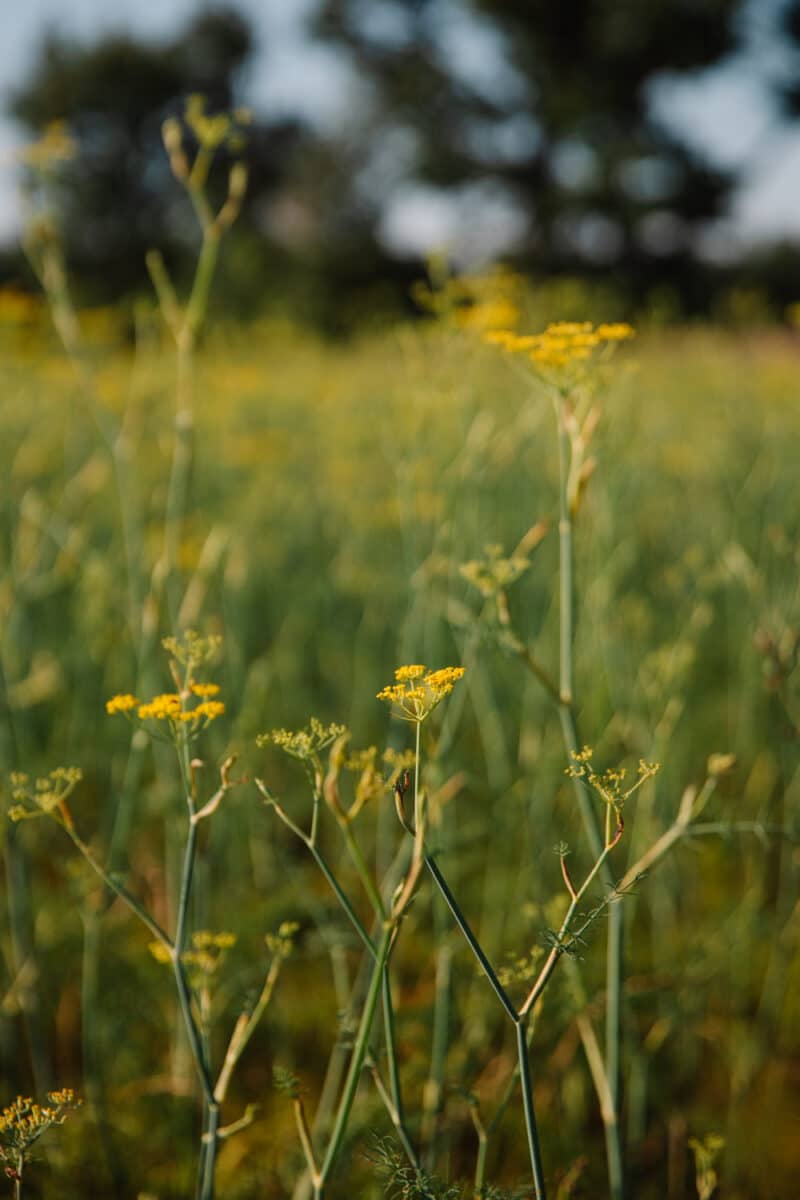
[2,0,800,261]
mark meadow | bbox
[1,273,798,1200]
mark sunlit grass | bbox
[1,247,799,1200]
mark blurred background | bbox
[5,0,800,328]
[2,5,800,1200]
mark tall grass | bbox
[1,108,799,1199]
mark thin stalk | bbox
[423,853,518,1022]
[520,829,622,1017]
[554,394,624,1199]
[368,1057,421,1173]
[469,1101,489,1197]
[340,820,387,919]
[381,971,405,1130]
[294,1097,321,1193]
[318,926,394,1188]
[214,954,284,1103]
[199,1104,221,1200]
[170,750,219,1199]
[171,820,214,1100]
[604,904,624,1200]
[420,831,551,1198]
[517,1017,547,1200]
[256,780,376,957]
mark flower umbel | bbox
[485,319,634,385]
[566,746,659,821]
[377,664,465,723]
[105,686,225,729]
[0,1089,81,1175]
[7,767,82,823]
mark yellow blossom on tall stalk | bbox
[105,686,225,730]
[0,1089,81,1189]
[376,664,465,723]
[485,319,634,384]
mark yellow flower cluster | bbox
[105,688,224,726]
[485,320,634,371]
[149,930,237,977]
[265,920,300,960]
[257,717,347,761]
[191,682,220,697]
[566,746,659,810]
[8,767,83,823]
[137,693,183,720]
[377,664,465,722]
[0,1089,80,1154]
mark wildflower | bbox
[7,767,82,822]
[257,718,347,762]
[138,693,182,721]
[566,746,659,815]
[162,630,221,670]
[265,920,300,959]
[377,664,465,723]
[190,682,220,697]
[105,693,138,715]
[484,319,634,380]
[193,700,225,722]
[0,1089,81,1170]
[394,665,426,681]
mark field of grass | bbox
[1,290,799,1200]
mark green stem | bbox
[258,782,376,957]
[554,395,625,1200]
[520,832,620,1017]
[199,1103,221,1200]
[423,853,518,1022]
[318,926,394,1187]
[309,841,376,954]
[185,230,221,337]
[557,410,573,712]
[381,970,405,1128]
[214,955,284,1104]
[605,898,624,1200]
[516,1017,547,1200]
[341,821,386,919]
[471,1104,488,1198]
[368,1055,421,1174]
[171,815,217,1194]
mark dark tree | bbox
[9,0,782,320]
[11,7,301,303]
[308,0,747,303]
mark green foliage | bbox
[1,302,799,1197]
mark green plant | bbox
[0,1089,80,1199]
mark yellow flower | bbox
[194,700,225,721]
[484,319,635,377]
[190,682,220,697]
[105,693,138,715]
[138,693,182,721]
[394,665,426,681]
[377,664,465,722]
